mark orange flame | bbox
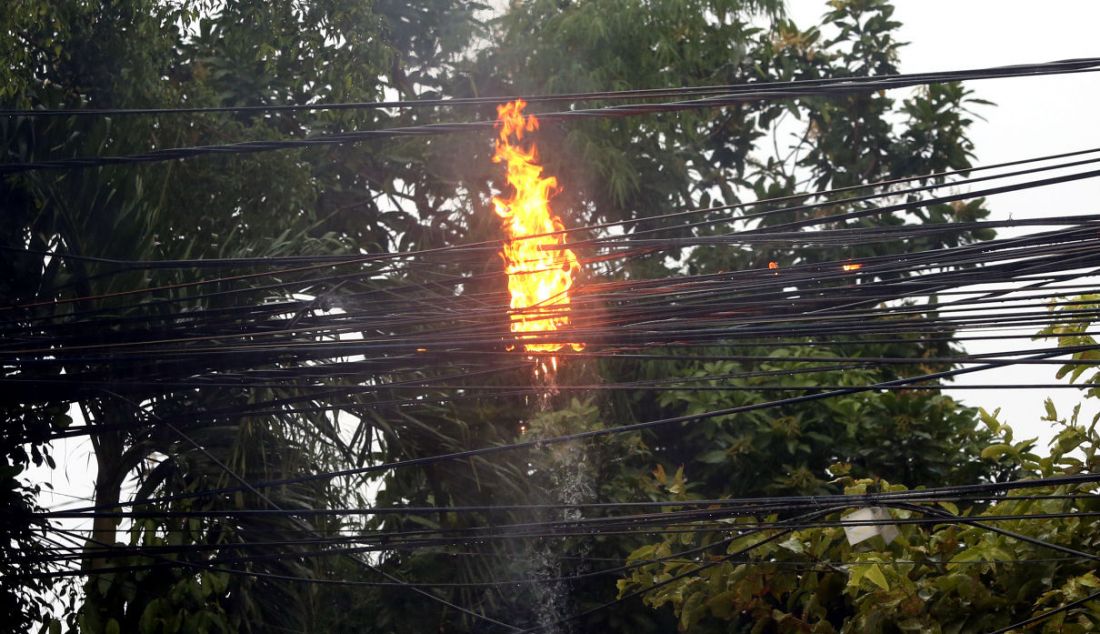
[492,99,583,356]
[842,263,863,272]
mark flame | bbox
[842,262,863,272]
[492,99,583,357]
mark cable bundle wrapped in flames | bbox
[492,99,583,362]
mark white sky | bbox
[30,0,1100,541]
[788,0,1100,447]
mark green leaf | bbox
[779,535,805,554]
[1043,398,1058,421]
[848,564,866,589]
[863,564,890,591]
[949,547,986,566]
[1077,572,1100,589]
[699,449,728,464]
[705,591,736,619]
[978,407,1002,432]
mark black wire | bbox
[3,58,1098,174]
[30,512,1100,558]
[9,54,1100,631]
[56,449,1100,520]
[515,507,833,633]
[42,351,1055,512]
[17,525,746,587]
[110,389,525,632]
[25,477,1098,632]
[5,56,1097,118]
[37,491,1100,524]
[5,146,1099,275]
[986,589,1100,634]
[10,281,1099,363]
[6,168,1091,339]
[517,500,1100,633]
[5,151,1094,337]
[893,502,1100,567]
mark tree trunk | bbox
[84,415,125,573]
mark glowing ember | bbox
[492,99,583,357]
[842,263,863,272]
[768,261,779,270]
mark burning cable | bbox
[492,99,583,363]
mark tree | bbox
[2,0,1031,632]
[618,306,1100,631]
[2,0,484,630]
[357,0,1001,631]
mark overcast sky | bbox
[789,0,1100,446]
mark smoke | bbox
[490,369,597,633]
[522,440,594,634]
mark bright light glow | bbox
[492,99,583,359]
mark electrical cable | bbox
[5,56,1097,119]
[4,58,1099,174]
[986,589,1100,634]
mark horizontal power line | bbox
[5,145,1098,275]
[3,58,1098,174]
[3,57,1096,119]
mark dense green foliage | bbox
[387,2,1001,631]
[3,0,1093,633]
[2,0,482,631]
[619,304,1100,632]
